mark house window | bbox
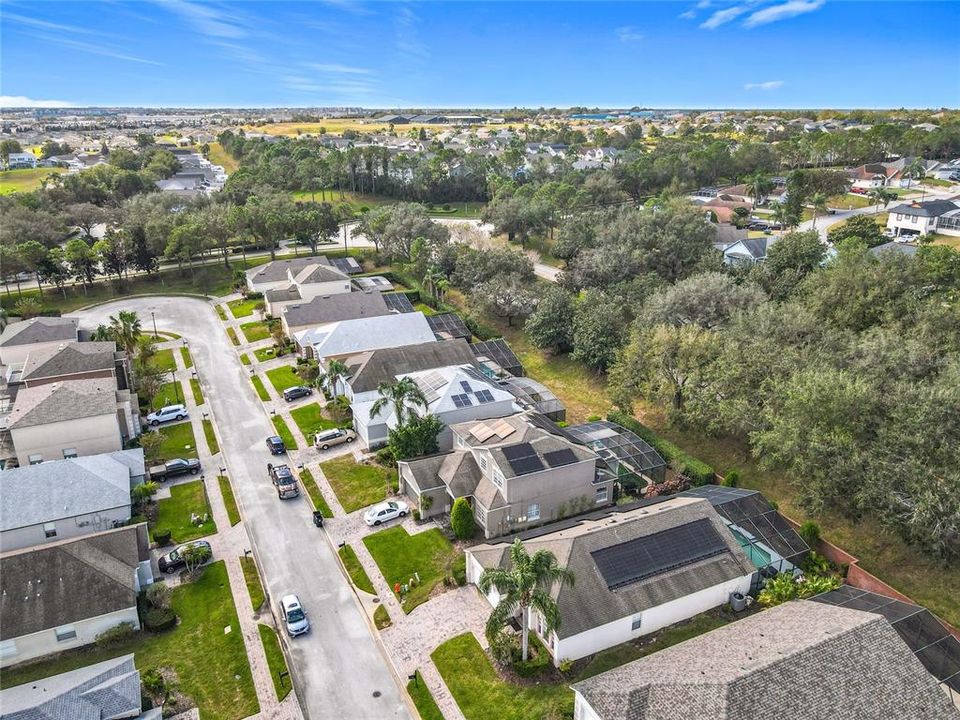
[475,504,486,524]
[631,614,643,631]
[492,468,504,488]
[911,215,917,223]
[55,626,77,642]
[43,522,57,538]
[527,503,540,521]
[896,214,903,221]
[479,455,487,472]
[62,448,78,459]
[28,454,43,465]
[595,487,609,504]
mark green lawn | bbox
[208,142,239,174]
[226,327,240,346]
[257,624,292,701]
[433,633,572,720]
[216,304,228,321]
[190,378,205,405]
[219,475,240,526]
[374,604,392,630]
[930,233,960,249]
[265,364,304,393]
[321,456,397,513]
[407,674,444,720]
[828,193,872,210]
[240,556,265,611]
[289,403,338,442]
[153,421,198,461]
[0,167,67,194]
[363,527,462,613]
[240,321,271,343]
[240,353,251,365]
[0,562,258,720]
[151,381,184,410]
[250,375,270,401]
[254,346,278,362]
[338,544,376,595]
[271,416,298,450]
[228,297,262,319]
[300,468,333,517]
[153,480,216,543]
[203,418,220,455]
[151,348,177,373]
[180,346,194,369]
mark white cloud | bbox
[679,10,697,19]
[616,26,644,42]
[696,0,713,8]
[743,0,825,27]
[744,80,784,90]
[395,6,427,60]
[700,4,750,29]
[153,0,249,39]
[24,33,164,65]
[2,12,94,35]
[306,63,373,75]
[0,96,74,108]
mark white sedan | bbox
[364,500,409,527]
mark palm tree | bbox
[478,538,575,662]
[868,188,895,215]
[771,203,794,237]
[369,376,428,427]
[320,358,351,396]
[904,157,926,189]
[810,192,828,229]
[109,311,141,356]
[745,172,774,209]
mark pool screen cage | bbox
[565,420,668,489]
[811,585,960,703]
[498,376,566,422]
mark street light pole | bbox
[151,311,158,339]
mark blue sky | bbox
[2,1,958,109]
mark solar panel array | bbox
[451,393,473,408]
[470,339,524,376]
[474,389,495,404]
[382,293,415,313]
[501,442,545,476]
[427,312,472,339]
[543,448,578,468]
[417,371,448,403]
[591,518,729,591]
[329,257,363,275]
[468,418,517,443]
[565,421,667,477]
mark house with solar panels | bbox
[398,411,613,538]
[465,495,755,664]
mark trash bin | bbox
[312,511,324,528]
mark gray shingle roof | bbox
[572,600,960,720]
[19,341,118,382]
[6,379,120,429]
[294,263,349,284]
[347,339,480,393]
[888,199,958,217]
[0,317,78,348]
[282,291,394,328]
[0,525,142,640]
[248,256,333,284]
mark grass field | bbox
[203,418,220,454]
[207,143,239,174]
[271,416,298,450]
[930,233,960,249]
[254,346,279,362]
[228,297,261,318]
[151,380,184,410]
[338,544,375,595]
[153,479,216,543]
[250,375,271,401]
[0,167,67,195]
[265,364,306,393]
[180,346,194,369]
[219,475,241,526]
[240,321,271,343]
[407,674,443,720]
[240,353,251,365]
[226,327,240,345]
[289,403,339,442]
[321,456,397,513]
[300,468,333,517]
[374,604,392,630]
[154,421,198,461]
[246,119,521,137]
[0,562,259,720]
[258,624,292,701]
[240,555,266,611]
[151,348,177,373]
[190,378,205,405]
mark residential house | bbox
[0,524,152,667]
[5,379,140,467]
[5,152,36,169]
[722,237,774,265]
[293,312,436,361]
[466,496,755,664]
[869,241,920,257]
[245,256,351,295]
[886,199,960,237]
[0,317,79,367]
[399,412,611,538]
[261,262,354,315]
[849,157,939,189]
[0,654,162,720]
[11,340,132,390]
[0,449,145,552]
[571,600,960,720]
[352,364,517,449]
[280,291,399,336]
[701,195,752,224]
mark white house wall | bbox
[573,692,604,720]
[11,413,123,466]
[0,505,132,553]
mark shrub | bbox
[799,521,821,548]
[514,635,553,678]
[96,622,136,648]
[721,470,740,487]
[145,582,172,610]
[463,314,498,341]
[450,497,475,539]
[558,658,574,673]
[142,668,166,696]
[489,630,519,666]
[757,571,840,607]
[143,608,178,632]
[153,529,172,546]
[412,509,421,521]
[586,414,601,422]
[452,554,467,586]
[802,550,833,576]
[375,447,396,466]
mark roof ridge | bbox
[58,539,136,590]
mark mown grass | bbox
[150,381,184,410]
[203,418,220,454]
[374,604,392,630]
[239,353,251,365]
[228,297,261,318]
[250,375,270,401]
[240,321,271,343]
[190,378,205,405]
[290,402,338,442]
[265,364,304,393]
[153,479,216,543]
[338,544,375,595]
[219,475,240,526]
[321,456,396,513]
[271,416,298,450]
[151,348,177,373]
[254,346,278,362]
[180,346,194,369]
[300,468,333,517]
[257,624,292,701]
[240,555,266,611]
[0,167,67,194]
[226,327,240,345]
[153,421,198,461]
[407,673,444,720]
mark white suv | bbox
[280,594,310,637]
[146,404,188,426]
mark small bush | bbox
[412,509,421,521]
[802,550,833,576]
[586,414,601,422]
[96,622,136,648]
[142,668,166,696]
[489,631,519,666]
[450,497,475,539]
[452,554,467,586]
[799,521,821,548]
[375,447,396,466]
[721,470,740,487]
[145,582,172,610]
[143,608,178,632]
[153,529,172,546]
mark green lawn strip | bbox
[228,297,261,319]
[152,479,216,543]
[190,378,205,405]
[321,456,397,513]
[289,403,338,443]
[180,346,194,369]
[216,304,228,321]
[239,353,251,365]
[240,321,271,343]
[363,526,461,613]
[300,468,333,517]
[254,346,278,362]
[219,475,240,526]
[226,327,240,346]
[374,604,392,630]
[240,556,266,611]
[150,348,177,373]
[407,673,443,720]
[250,375,270,401]
[257,624,292,701]
[203,418,220,455]
[151,381,185,410]
[153,421,198,461]
[139,330,182,341]
[265,364,304,394]
[271,416,298,450]
[0,562,258,720]
[432,633,572,720]
[338,544,376,595]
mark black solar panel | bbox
[330,257,363,275]
[460,381,472,392]
[544,448,578,468]
[383,293,415,313]
[451,393,473,408]
[470,339,524,376]
[502,443,535,460]
[427,312,471,339]
[508,455,545,475]
[474,389,495,404]
[591,518,729,590]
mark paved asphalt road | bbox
[70,296,410,720]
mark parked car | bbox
[266,435,286,455]
[280,594,310,637]
[364,499,409,527]
[282,386,313,402]
[158,540,212,573]
[850,187,867,194]
[314,427,357,450]
[146,404,188,426]
[149,457,201,481]
[268,463,300,499]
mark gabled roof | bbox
[7,379,120,429]
[888,199,959,217]
[868,241,919,256]
[247,255,333,284]
[346,339,479,393]
[282,291,394,328]
[572,600,960,720]
[0,317,78,348]
[293,263,349,284]
[294,312,436,359]
[19,341,119,382]
[724,237,770,260]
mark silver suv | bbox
[314,428,357,450]
[146,404,188,426]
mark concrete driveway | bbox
[70,296,410,720]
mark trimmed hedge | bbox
[607,411,715,485]
[143,607,178,632]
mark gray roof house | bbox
[15,340,131,390]
[0,318,79,366]
[280,291,397,336]
[572,599,960,720]
[722,237,772,265]
[0,449,144,552]
[0,524,151,668]
[466,496,756,664]
[342,339,481,396]
[0,653,161,720]
[246,257,353,313]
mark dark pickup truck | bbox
[150,458,201,481]
[268,463,300,499]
